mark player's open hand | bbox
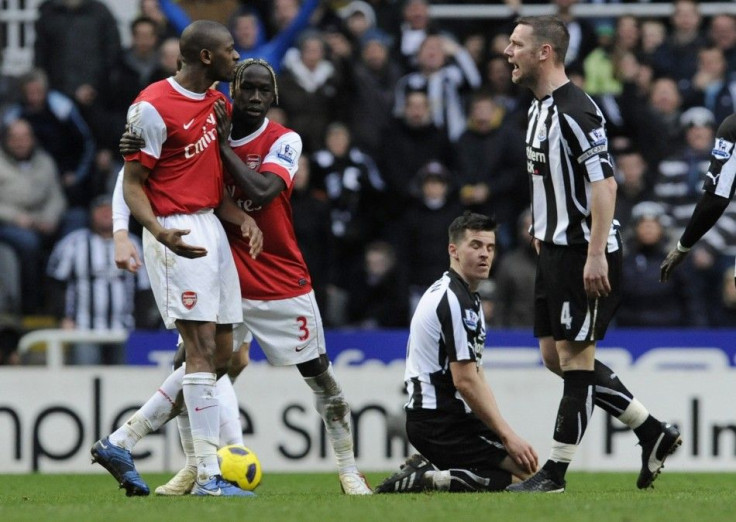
[114,231,143,272]
[504,433,538,475]
[214,100,232,141]
[660,248,688,282]
[120,128,145,156]
[584,252,611,298]
[157,228,208,258]
[240,214,263,259]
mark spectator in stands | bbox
[393,33,481,142]
[310,122,386,322]
[583,15,640,97]
[380,90,454,224]
[708,14,736,76]
[493,209,535,328]
[394,0,435,71]
[401,160,462,313]
[229,0,320,73]
[3,69,95,228]
[34,0,121,152]
[108,17,170,154]
[613,148,654,233]
[553,0,598,74]
[337,0,377,45]
[347,28,402,156]
[651,0,708,97]
[279,30,349,152]
[141,0,182,40]
[347,240,408,328]
[618,201,705,327]
[291,155,332,313]
[654,106,716,236]
[691,47,735,126]
[157,37,181,77]
[455,91,527,251]
[0,119,67,314]
[638,18,667,65]
[484,53,524,117]
[47,195,154,364]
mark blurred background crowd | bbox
[1,0,736,365]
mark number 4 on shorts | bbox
[560,301,572,330]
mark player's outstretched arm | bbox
[661,191,730,282]
[450,360,538,474]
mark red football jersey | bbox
[223,119,311,300]
[124,78,229,216]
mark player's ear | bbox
[448,243,458,260]
[200,49,212,65]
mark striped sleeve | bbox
[560,97,614,182]
[436,290,474,363]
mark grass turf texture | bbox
[1,472,734,522]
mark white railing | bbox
[18,329,129,368]
[429,2,736,19]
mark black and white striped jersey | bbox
[47,230,150,329]
[700,114,736,256]
[525,81,619,251]
[404,269,485,414]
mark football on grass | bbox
[217,444,262,491]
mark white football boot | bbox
[339,471,373,495]
[154,466,197,496]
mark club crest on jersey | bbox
[277,143,297,165]
[463,309,479,330]
[181,291,197,310]
[712,138,734,160]
[246,154,261,170]
[536,124,547,142]
[588,127,607,146]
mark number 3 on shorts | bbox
[296,316,309,341]
[560,301,572,330]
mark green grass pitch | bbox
[1,472,734,522]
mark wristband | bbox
[676,241,691,253]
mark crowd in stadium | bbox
[1,0,736,365]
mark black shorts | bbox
[533,240,621,342]
[406,409,508,472]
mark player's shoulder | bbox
[134,79,173,103]
[553,82,599,118]
[266,119,299,140]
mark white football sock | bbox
[303,364,357,475]
[183,372,220,481]
[217,376,243,446]
[108,365,185,451]
[176,412,196,469]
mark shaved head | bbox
[179,20,232,64]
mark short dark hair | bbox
[515,16,569,66]
[448,212,496,244]
[130,15,157,35]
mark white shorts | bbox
[233,290,326,366]
[143,210,242,329]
